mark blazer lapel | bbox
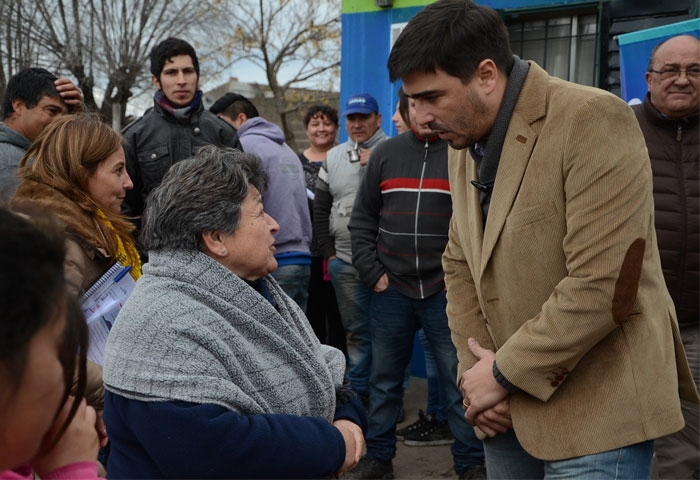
[465,151,485,273]
[479,65,549,276]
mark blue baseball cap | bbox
[343,93,379,116]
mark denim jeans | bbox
[271,264,310,313]
[484,429,654,479]
[327,257,372,396]
[305,257,346,353]
[420,328,448,422]
[366,286,484,474]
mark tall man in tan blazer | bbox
[388,0,699,477]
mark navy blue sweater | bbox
[104,390,367,479]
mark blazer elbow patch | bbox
[611,238,646,325]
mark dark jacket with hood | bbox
[237,116,311,257]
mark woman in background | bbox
[300,104,339,166]
[298,105,346,353]
[0,208,100,479]
[391,87,411,134]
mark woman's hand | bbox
[333,419,364,477]
[33,397,99,477]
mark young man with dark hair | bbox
[122,37,242,220]
[0,68,84,200]
[388,0,698,478]
[149,37,200,81]
[211,93,312,312]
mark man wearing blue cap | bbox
[314,93,388,406]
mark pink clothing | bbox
[323,257,330,281]
[0,461,99,479]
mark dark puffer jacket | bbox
[633,94,698,329]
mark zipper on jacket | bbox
[413,138,430,299]
[674,122,688,309]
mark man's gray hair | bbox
[140,146,269,252]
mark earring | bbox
[220,249,227,255]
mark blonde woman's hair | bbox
[18,113,135,257]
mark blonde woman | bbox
[11,114,141,415]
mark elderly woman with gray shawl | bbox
[102,146,367,479]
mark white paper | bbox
[80,264,136,365]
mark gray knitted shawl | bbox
[103,249,346,422]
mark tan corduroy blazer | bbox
[444,62,698,461]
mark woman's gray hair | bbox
[140,146,269,252]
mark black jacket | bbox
[122,99,242,218]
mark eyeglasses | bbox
[649,67,700,81]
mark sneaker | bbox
[345,457,394,479]
[458,464,487,479]
[403,419,454,446]
[396,409,432,440]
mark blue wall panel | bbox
[480,0,593,10]
[340,7,424,141]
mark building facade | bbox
[340,0,699,141]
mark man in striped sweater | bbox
[348,97,485,480]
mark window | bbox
[391,22,408,49]
[508,14,598,86]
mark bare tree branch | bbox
[0,0,341,146]
[205,0,341,148]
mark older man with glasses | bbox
[633,34,700,480]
